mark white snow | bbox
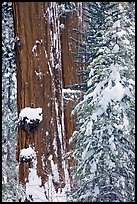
[60,23,65,29]
[63,88,82,102]
[32,45,37,54]
[87,81,105,98]
[19,107,43,123]
[54,100,63,149]
[108,135,114,144]
[113,30,126,38]
[128,149,134,157]
[48,155,53,161]
[110,161,116,168]
[99,81,124,110]
[112,44,119,53]
[62,88,82,94]
[124,86,134,100]
[3,175,7,184]
[50,160,59,182]
[119,176,125,188]
[69,131,77,144]
[87,78,92,88]
[90,161,97,174]
[110,82,124,101]
[123,39,130,45]
[25,153,70,202]
[47,61,53,76]
[92,186,100,197]
[32,39,42,56]
[89,173,95,181]
[98,82,112,110]
[108,135,118,155]
[128,79,135,85]
[127,27,135,35]
[107,160,116,169]
[98,48,104,53]
[26,167,49,202]
[119,3,124,11]
[107,125,113,135]
[79,191,91,200]
[85,120,93,136]
[36,39,42,44]
[110,69,121,83]
[82,142,91,160]
[109,138,118,155]
[123,115,129,128]
[53,138,58,157]
[53,33,57,48]
[35,70,42,79]
[55,63,60,69]
[20,146,36,159]
[91,108,104,122]
[44,48,53,77]
[109,141,116,151]
[113,20,120,29]
[89,67,94,78]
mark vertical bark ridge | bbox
[13,2,85,191]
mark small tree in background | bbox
[2,2,25,202]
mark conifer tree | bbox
[2,2,25,201]
[69,2,135,202]
[71,2,117,90]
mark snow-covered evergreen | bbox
[84,2,116,65]
[2,2,25,202]
[68,2,135,202]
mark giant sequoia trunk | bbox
[12,2,85,198]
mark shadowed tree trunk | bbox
[12,2,86,194]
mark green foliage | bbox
[58,2,77,16]
[2,2,25,202]
[68,2,135,202]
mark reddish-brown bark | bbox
[12,2,85,190]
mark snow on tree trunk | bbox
[12,2,85,201]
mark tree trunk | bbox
[12,2,85,193]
